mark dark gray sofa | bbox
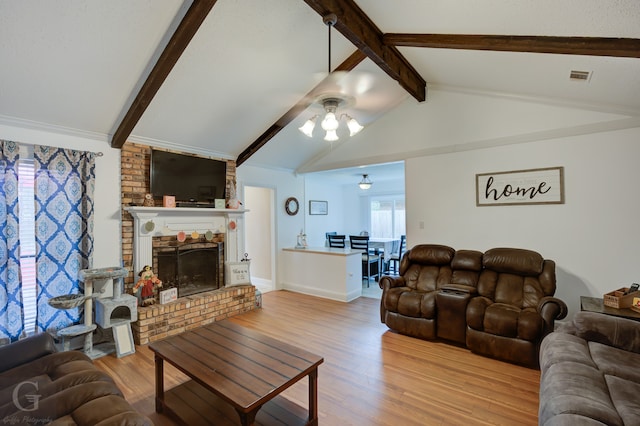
[538,311,640,425]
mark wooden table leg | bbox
[155,353,164,413]
[308,368,318,425]
[236,408,257,426]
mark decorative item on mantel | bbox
[226,179,242,209]
[295,229,308,249]
[163,195,176,208]
[143,193,155,207]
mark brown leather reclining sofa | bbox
[0,333,151,425]
[379,244,567,368]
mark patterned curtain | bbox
[0,140,23,341]
[34,146,95,333]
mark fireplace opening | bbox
[154,242,223,298]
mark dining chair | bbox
[388,235,406,274]
[325,232,337,247]
[381,239,400,274]
[349,235,381,287]
[328,234,346,248]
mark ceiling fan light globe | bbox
[324,130,339,142]
[347,117,364,136]
[321,112,339,131]
[298,116,317,137]
[358,174,372,190]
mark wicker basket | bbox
[603,288,640,309]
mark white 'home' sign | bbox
[476,167,564,206]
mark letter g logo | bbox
[12,381,40,411]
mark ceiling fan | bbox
[297,13,396,142]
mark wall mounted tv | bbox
[150,150,226,206]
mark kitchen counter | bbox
[281,247,362,302]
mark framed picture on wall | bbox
[309,200,328,215]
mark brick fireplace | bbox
[121,143,255,344]
[125,202,251,344]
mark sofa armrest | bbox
[538,296,568,320]
[0,333,57,373]
[379,275,405,290]
[538,296,568,336]
[572,311,640,354]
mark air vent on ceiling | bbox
[569,70,591,82]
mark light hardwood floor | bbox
[94,290,541,425]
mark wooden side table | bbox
[580,296,640,321]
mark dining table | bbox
[368,237,400,261]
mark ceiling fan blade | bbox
[311,70,378,100]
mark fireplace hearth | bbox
[153,241,224,298]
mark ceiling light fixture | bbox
[358,174,373,190]
[298,14,363,142]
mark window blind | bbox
[17,159,37,336]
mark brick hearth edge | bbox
[132,285,255,345]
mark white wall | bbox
[0,124,121,268]
[236,165,304,290]
[304,175,347,246]
[303,174,405,247]
[406,126,640,320]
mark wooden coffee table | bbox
[149,320,324,426]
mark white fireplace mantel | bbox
[125,206,248,278]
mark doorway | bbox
[243,186,276,293]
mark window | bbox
[17,158,37,336]
[370,196,405,238]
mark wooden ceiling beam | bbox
[236,50,366,167]
[110,0,218,149]
[303,0,426,102]
[383,34,640,58]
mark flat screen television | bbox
[150,150,226,205]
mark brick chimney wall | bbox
[120,142,236,292]
[119,143,253,345]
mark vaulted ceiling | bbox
[1,0,638,176]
